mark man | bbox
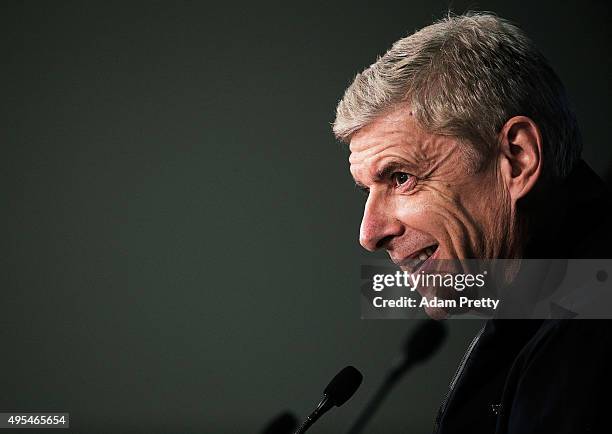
[333,13,612,433]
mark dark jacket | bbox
[434,161,612,434]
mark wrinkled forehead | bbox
[348,107,418,156]
[347,108,468,180]
[348,108,430,170]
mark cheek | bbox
[394,196,426,220]
[394,196,436,231]
[393,185,490,257]
[394,191,460,234]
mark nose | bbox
[359,193,404,252]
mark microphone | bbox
[294,366,363,434]
[347,319,447,434]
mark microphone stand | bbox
[294,395,332,434]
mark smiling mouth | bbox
[397,244,439,273]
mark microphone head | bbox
[403,319,447,366]
[323,366,363,407]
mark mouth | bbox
[395,244,439,273]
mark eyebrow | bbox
[352,160,411,191]
[374,161,405,181]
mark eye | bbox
[392,172,412,187]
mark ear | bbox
[498,116,542,202]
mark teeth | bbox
[405,246,437,272]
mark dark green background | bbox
[2,1,609,433]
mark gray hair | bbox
[333,12,582,179]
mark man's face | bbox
[349,106,509,317]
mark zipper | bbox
[433,325,485,434]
